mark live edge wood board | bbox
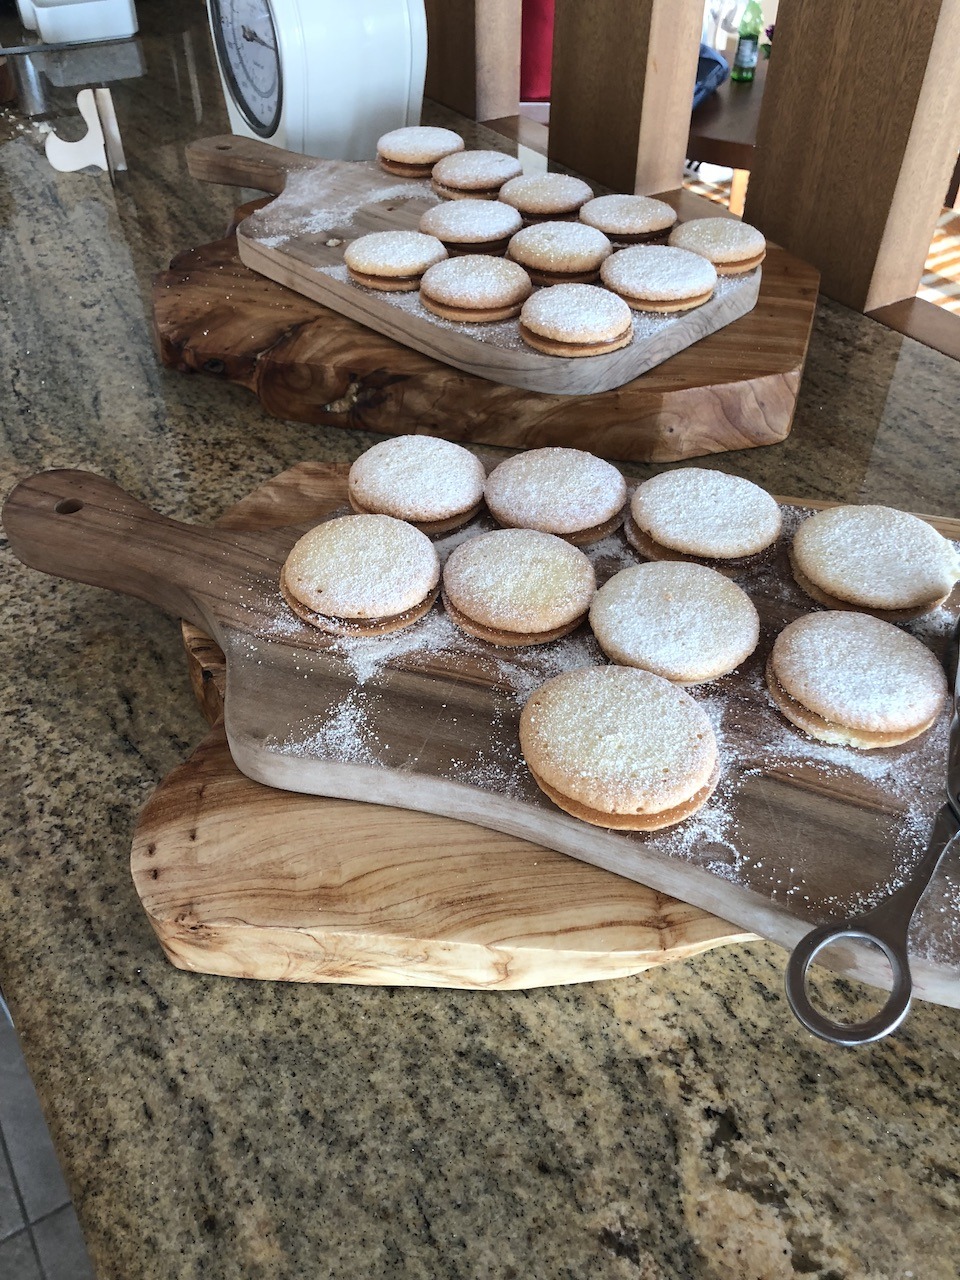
[4,464,960,1003]
[151,135,820,464]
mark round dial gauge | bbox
[210,0,283,138]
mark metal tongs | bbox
[785,622,960,1046]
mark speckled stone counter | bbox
[1,8,959,1279]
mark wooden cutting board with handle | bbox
[5,467,960,1003]
[183,136,759,396]
[156,461,747,987]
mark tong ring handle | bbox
[784,922,912,1046]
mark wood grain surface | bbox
[549,0,703,194]
[5,464,959,1003]
[744,0,960,312]
[161,462,744,986]
[423,0,522,122]
[155,137,820,464]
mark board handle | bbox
[2,469,269,638]
[185,135,315,196]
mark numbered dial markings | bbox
[211,0,282,137]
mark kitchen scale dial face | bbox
[210,0,282,138]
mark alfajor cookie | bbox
[348,436,486,534]
[506,221,612,285]
[418,198,522,256]
[519,666,719,830]
[789,504,960,621]
[497,172,594,223]
[589,562,759,684]
[579,194,677,244]
[485,446,628,544]
[419,255,533,323]
[766,611,948,749]
[281,514,440,636]
[442,528,595,646]
[344,230,447,292]
[626,468,782,570]
[668,217,766,274]
[600,244,717,313]
[376,126,464,178]
[518,283,633,359]
[431,149,523,200]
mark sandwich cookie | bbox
[344,230,447,292]
[348,436,486,534]
[518,284,633,359]
[668,217,766,274]
[485,446,628,545]
[441,528,596,647]
[281,514,440,637]
[376,126,464,178]
[600,244,717,313]
[418,255,533,323]
[431,149,523,201]
[506,220,612,285]
[519,666,720,830]
[626,468,782,571]
[789,504,960,621]
[589,562,759,684]
[497,172,594,223]
[579,194,677,244]
[418,198,522,256]
[766,611,947,749]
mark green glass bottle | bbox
[731,1,763,82]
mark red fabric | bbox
[520,0,555,101]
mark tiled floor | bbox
[0,995,96,1280]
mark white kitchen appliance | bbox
[206,0,427,162]
[16,0,138,43]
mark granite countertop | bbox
[1,6,960,1279]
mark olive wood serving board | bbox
[159,136,819,462]
[159,462,745,987]
[185,135,759,395]
[5,466,960,1004]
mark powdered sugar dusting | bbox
[348,435,485,522]
[520,667,718,814]
[601,245,718,301]
[631,468,783,559]
[498,172,593,214]
[246,171,435,246]
[669,217,766,263]
[257,499,960,958]
[433,149,522,189]
[579,194,676,236]
[771,611,948,733]
[443,528,595,631]
[274,689,384,764]
[419,198,522,241]
[509,221,612,271]
[485,447,627,535]
[590,562,759,683]
[792,504,960,610]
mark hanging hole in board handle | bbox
[784,922,912,1047]
[215,144,231,151]
[55,499,84,515]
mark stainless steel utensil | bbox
[785,623,960,1045]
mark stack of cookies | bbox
[338,126,770,359]
[279,437,960,834]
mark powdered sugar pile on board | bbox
[246,170,435,248]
